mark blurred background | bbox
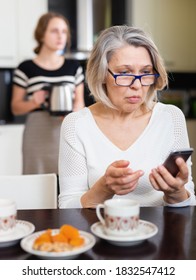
[0,0,196,178]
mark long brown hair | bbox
[34,12,71,54]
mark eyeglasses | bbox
[108,69,160,87]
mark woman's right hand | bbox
[103,160,144,195]
[81,160,144,208]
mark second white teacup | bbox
[96,198,140,237]
[0,199,17,236]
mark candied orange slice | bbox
[60,224,79,240]
[51,233,68,243]
[33,225,84,252]
[69,237,85,247]
[34,229,52,245]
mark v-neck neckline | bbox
[86,104,159,152]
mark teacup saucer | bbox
[90,220,158,246]
[0,220,35,248]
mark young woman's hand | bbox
[32,90,48,107]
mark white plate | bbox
[91,220,158,246]
[0,220,35,248]
[20,229,96,260]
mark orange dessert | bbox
[33,224,85,252]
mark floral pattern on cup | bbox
[105,214,139,232]
[0,215,16,232]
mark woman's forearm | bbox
[11,99,40,115]
[80,176,114,208]
[73,83,85,111]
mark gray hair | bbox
[86,25,168,109]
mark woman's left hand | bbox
[149,157,189,204]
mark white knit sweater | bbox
[58,102,196,208]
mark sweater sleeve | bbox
[12,61,29,88]
[164,105,196,206]
[58,112,88,208]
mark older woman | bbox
[58,25,195,208]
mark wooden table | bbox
[0,206,196,260]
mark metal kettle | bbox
[49,83,73,116]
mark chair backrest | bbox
[0,173,57,209]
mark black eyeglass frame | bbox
[108,69,160,87]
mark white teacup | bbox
[0,199,17,236]
[96,198,140,237]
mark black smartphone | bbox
[163,148,194,177]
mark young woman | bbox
[58,25,195,208]
[12,12,85,174]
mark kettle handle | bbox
[39,84,51,110]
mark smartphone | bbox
[163,148,194,177]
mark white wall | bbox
[127,0,196,72]
[0,0,48,67]
[17,0,48,62]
